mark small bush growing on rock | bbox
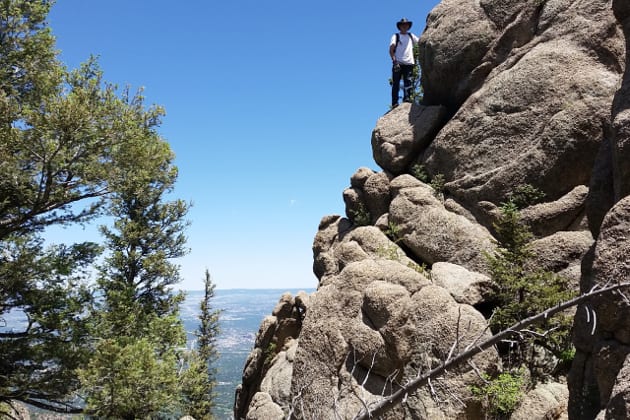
[408,165,446,199]
[384,220,402,242]
[264,342,277,367]
[349,203,371,226]
[471,369,526,417]
[376,244,405,261]
[506,184,546,209]
[430,173,446,198]
[410,164,430,183]
[407,261,430,277]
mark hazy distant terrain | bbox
[1,288,311,419]
[182,289,313,419]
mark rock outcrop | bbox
[567,0,630,418]
[236,0,628,418]
[422,1,622,233]
[234,292,307,419]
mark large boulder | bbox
[418,0,498,110]
[568,4,630,411]
[245,392,284,420]
[431,262,496,306]
[259,338,298,413]
[289,278,499,419]
[586,0,630,236]
[234,293,308,420]
[388,176,495,273]
[569,197,630,418]
[419,0,623,233]
[611,0,630,202]
[343,170,393,225]
[313,219,426,286]
[605,355,630,419]
[510,381,569,420]
[528,230,593,286]
[371,103,447,174]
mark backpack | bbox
[395,33,415,48]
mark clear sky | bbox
[46,0,441,290]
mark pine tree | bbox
[486,196,575,370]
[79,112,191,418]
[0,0,178,411]
[181,270,221,419]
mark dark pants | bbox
[391,64,414,106]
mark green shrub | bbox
[430,173,446,197]
[472,369,526,417]
[410,164,430,183]
[376,244,404,261]
[506,184,546,209]
[349,203,371,226]
[264,342,277,367]
[384,220,402,242]
[486,197,575,369]
[408,261,430,277]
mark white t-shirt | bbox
[390,33,419,65]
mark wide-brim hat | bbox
[396,18,413,30]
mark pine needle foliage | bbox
[486,194,575,369]
[80,100,191,417]
[181,270,221,419]
[1,1,216,415]
[471,369,526,417]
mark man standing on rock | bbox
[390,18,419,108]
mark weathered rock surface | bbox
[389,177,495,273]
[570,197,630,419]
[567,3,630,412]
[431,262,495,306]
[344,170,393,225]
[259,338,298,411]
[529,230,594,286]
[371,103,447,175]
[245,392,284,420]
[605,355,630,419]
[313,218,425,287]
[511,381,569,420]
[289,281,499,419]
[418,0,497,110]
[419,0,623,233]
[234,293,307,419]
[611,0,630,202]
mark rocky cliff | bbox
[235,0,629,419]
[568,0,630,419]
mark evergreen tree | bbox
[0,0,175,411]
[486,196,575,370]
[79,111,191,418]
[181,270,221,419]
[0,1,204,414]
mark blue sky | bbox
[47,0,440,290]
